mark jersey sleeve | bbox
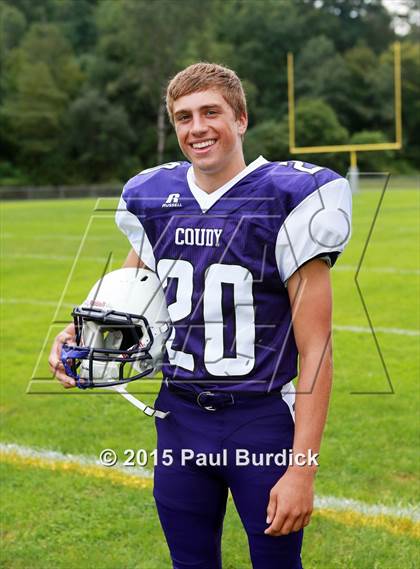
[275,176,352,286]
[115,162,187,270]
[115,182,156,271]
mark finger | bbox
[49,333,75,362]
[265,492,277,525]
[49,359,76,387]
[49,335,77,386]
[264,508,288,536]
[273,511,296,536]
[56,371,76,388]
[289,514,306,534]
[48,356,63,372]
[49,360,68,380]
[302,513,312,528]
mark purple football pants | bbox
[153,383,303,569]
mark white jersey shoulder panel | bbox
[115,195,156,271]
[275,177,352,285]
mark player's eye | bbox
[176,114,190,122]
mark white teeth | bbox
[192,140,216,149]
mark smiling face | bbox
[172,88,248,189]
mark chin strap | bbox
[110,384,170,419]
[61,344,169,419]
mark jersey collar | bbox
[186,155,268,213]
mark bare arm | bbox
[49,248,148,387]
[265,258,333,535]
[288,257,333,472]
[123,248,149,269]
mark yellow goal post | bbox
[287,42,402,192]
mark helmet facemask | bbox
[62,307,155,389]
[60,268,171,390]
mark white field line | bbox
[335,265,420,276]
[0,442,152,479]
[1,297,418,337]
[334,324,420,337]
[1,253,105,262]
[1,442,418,523]
[0,298,74,309]
[314,495,419,523]
[2,233,108,241]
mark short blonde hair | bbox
[166,62,247,125]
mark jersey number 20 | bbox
[157,259,255,376]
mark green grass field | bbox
[1,181,419,568]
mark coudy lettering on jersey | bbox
[174,227,223,247]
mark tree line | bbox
[0,0,418,185]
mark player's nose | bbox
[190,114,208,136]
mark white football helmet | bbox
[61,268,171,389]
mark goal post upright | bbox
[286,42,403,192]
[349,150,359,195]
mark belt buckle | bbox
[197,391,217,412]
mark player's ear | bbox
[237,112,248,136]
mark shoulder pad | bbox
[123,162,188,196]
[272,160,342,188]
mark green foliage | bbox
[47,0,97,54]
[0,1,26,53]
[0,22,84,182]
[0,160,26,184]
[350,131,395,172]
[296,98,349,146]
[294,98,349,173]
[0,0,418,184]
[16,23,84,96]
[1,60,68,177]
[65,90,136,183]
[297,0,396,53]
[244,119,289,163]
[295,35,351,121]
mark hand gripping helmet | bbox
[61,268,171,389]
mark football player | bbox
[49,62,352,568]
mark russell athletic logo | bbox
[162,193,182,208]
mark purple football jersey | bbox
[116,157,352,392]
